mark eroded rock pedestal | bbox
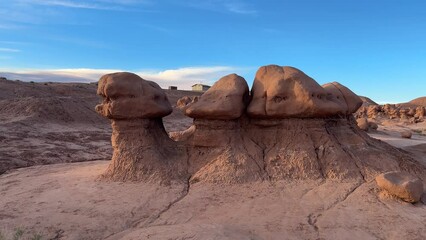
[96,72,187,183]
[96,66,426,185]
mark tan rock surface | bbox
[185,74,249,120]
[376,171,423,203]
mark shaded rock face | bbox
[376,171,423,203]
[322,82,363,115]
[96,66,425,185]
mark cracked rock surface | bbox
[0,163,425,240]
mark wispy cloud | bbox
[17,0,123,10]
[15,0,153,11]
[0,66,242,89]
[0,41,29,45]
[0,48,21,52]
[185,0,257,15]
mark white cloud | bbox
[0,48,21,52]
[0,66,241,90]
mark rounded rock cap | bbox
[96,72,172,119]
[185,73,249,120]
[247,65,343,118]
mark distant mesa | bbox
[408,96,426,107]
[95,65,425,186]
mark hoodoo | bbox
[96,66,425,185]
[96,72,187,183]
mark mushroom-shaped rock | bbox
[376,171,423,203]
[247,65,343,118]
[95,72,187,183]
[96,72,172,119]
[185,74,249,120]
[322,82,363,115]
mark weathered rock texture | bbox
[247,65,345,118]
[96,66,425,185]
[376,171,424,203]
[96,72,187,183]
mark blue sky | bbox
[0,0,425,103]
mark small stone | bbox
[376,171,423,203]
[400,131,412,139]
[356,118,369,131]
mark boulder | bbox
[368,121,378,130]
[401,131,412,139]
[169,125,196,141]
[185,74,249,120]
[356,118,369,131]
[96,72,172,119]
[247,65,344,118]
[376,171,423,203]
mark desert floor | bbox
[0,125,425,240]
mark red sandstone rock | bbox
[376,171,423,203]
[247,65,343,118]
[185,74,249,120]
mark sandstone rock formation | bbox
[376,171,424,203]
[322,82,363,115]
[185,74,249,120]
[96,72,187,183]
[247,65,344,118]
[96,66,425,186]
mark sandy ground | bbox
[0,161,424,240]
[367,121,426,167]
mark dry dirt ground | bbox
[0,78,425,239]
